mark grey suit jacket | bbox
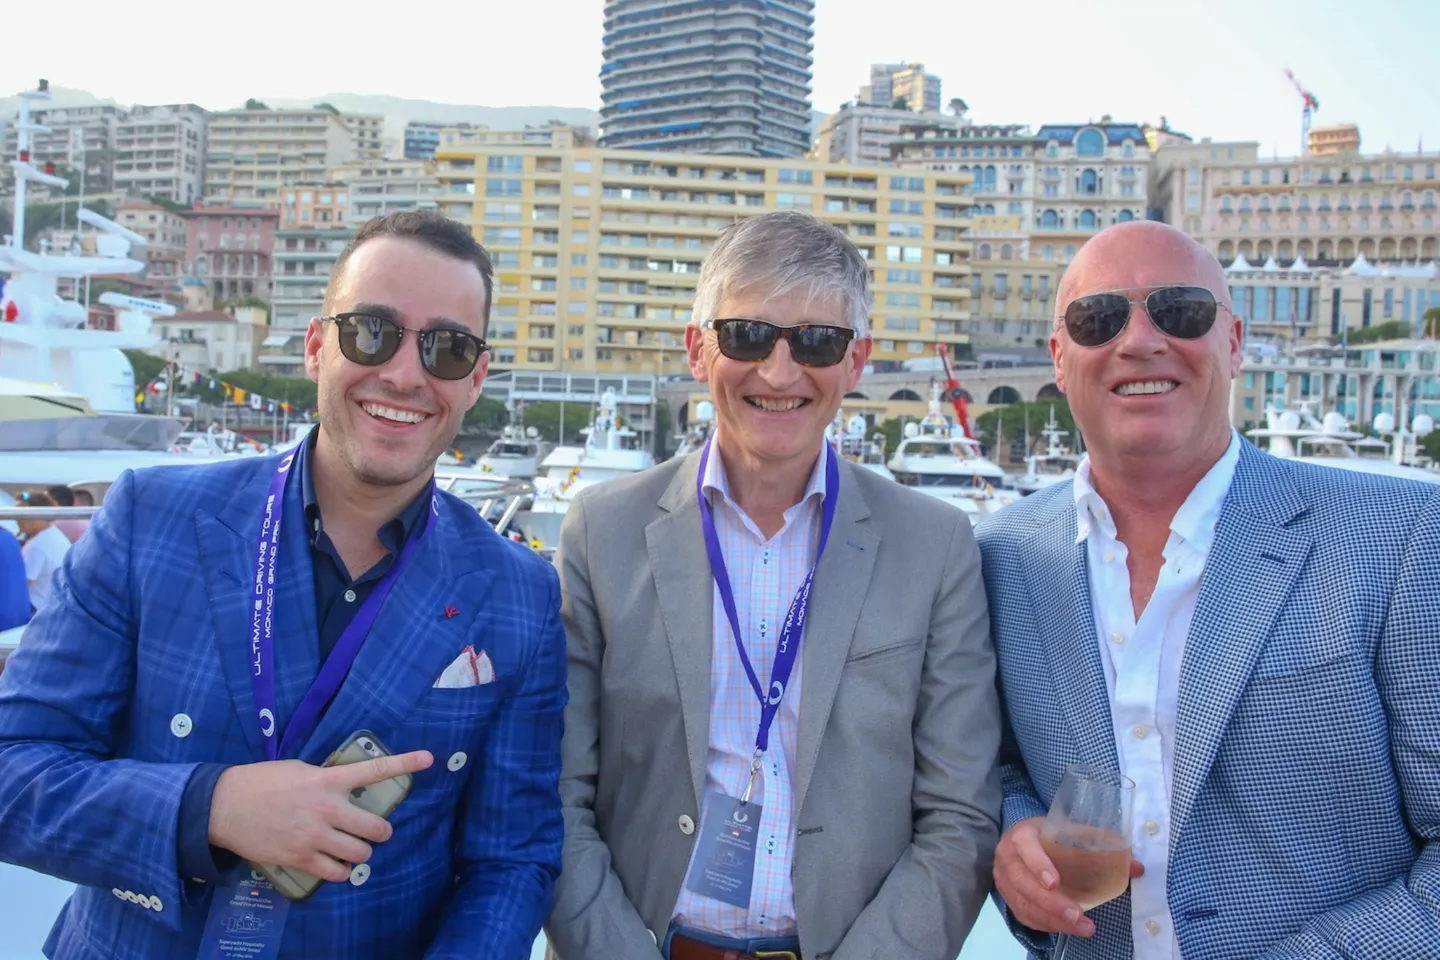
[544,451,1002,960]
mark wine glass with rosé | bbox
[1039,763,1136,959]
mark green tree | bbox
[463,394,509,430]
[972,398,1076,458]
[123,349,169,389]
[243,99,270,111]
[1423,306,1440,339]
[1335,320,1411,346]
[1423,431,1440,463]
[193,371,318,411]
[521,401,589,445]
[651,402,672,458]
[146,195,191,214]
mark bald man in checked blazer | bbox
[978,221,1440,959]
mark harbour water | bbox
[0,862,1024,959]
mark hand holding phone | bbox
[207,733,431,902]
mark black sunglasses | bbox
[320,313,488,381]
[703,318,856,368]
[1061,285,1228,348]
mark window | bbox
[777,169,813,185]
[886,245,922,263]
[570,278,587,290]
[575,160,592,172]
[485,179,522,197]
[1080,169,1099,194]
[530,324,555,339]
[885,270,922,284]
[1041,209,1059,229]
[1076,130,1105,157]
[528,348,554,363]
[1079,210,1098,229]
[486,156,524,173]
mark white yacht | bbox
[0,84,242,500]
[1247,403,1439,484]
[828,412,894,481]
[472,423,552,479]
[1012,408,1081,495]
[519,388,657,550]
[887,385,1017,523]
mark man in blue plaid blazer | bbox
[977,221,1440,959]
[0,212,565,959]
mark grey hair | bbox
[691,210,872,338]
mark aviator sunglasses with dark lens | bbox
[703,317,856,368]
[321,313,489,381]
[1062,285,1226,348]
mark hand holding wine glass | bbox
[1041,763,1136,959]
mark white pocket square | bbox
[433,645,496,689]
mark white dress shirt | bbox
[1072,430,1240,959]
[672,444,828,939]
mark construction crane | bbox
[933,344,973,439]
[1285,68,1320,156]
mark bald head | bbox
[1057,221,1231,323]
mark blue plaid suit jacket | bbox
[975,440,1440,959]
[0,453,566,960]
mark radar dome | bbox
[1412,414,1435,437]
[1373,412,1396,434]
[1321,411,1348,434]
[1278,411,1301,431]
[694,400,715,422]
[903,422,920,438]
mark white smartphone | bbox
[250,730,415,902]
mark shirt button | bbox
[447,751,467,772]
[1133,724,1149,739]
[678,814,696,835]
[1078,523,1090,538]
[1110,632,1124,645]
[349,863,370,886]
[344,589,357,603]
[1103,549,1115,563]
[1145,919,1161,936]
[169,713,193,738]
[1144,819,1160,836]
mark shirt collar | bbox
[299,428,430,554]
[1073,428,1241,554]
[701,439,830,521]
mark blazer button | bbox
[111,888,124,900]
[169,713,193,738]
[148,895,164,912]
[349,863,371,886]
[678,815,695,835]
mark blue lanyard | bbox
[695,438,839,800]
[250,447,436,760]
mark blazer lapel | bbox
[1021,509,1121,775]
[1169,446,1311,847]
[645,452,713,809]
[298,505,497,765]
[795,461,877,815]
[198,458,321,760]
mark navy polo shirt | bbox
[176,432,431,883]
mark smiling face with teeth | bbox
[1051,222,1242,476]
[686,287,870,484]
[305,235,490,494]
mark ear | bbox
[465,351,491,410]
[303,317,324,385]
[845,336,872,392]
[1227,313,1244,377]
[1049,327,1068,394]
[684,324,710,383]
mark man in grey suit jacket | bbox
[545,211,1002,960]
[978,221,1440,959]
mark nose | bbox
[377,331,430,393]
[1114,300,1169,357]
[757,335,805,386]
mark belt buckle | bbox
[753,952,798,960]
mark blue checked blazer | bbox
[0,453,566,960]
[975,440,1440,960]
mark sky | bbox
[6,0,1438,157]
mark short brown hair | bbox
[19,491,55,507]
[323,211,495,334]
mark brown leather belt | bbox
[668,932,801,960]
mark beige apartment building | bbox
[112,104,208,204]
[432,125,973,373]
[149,306,269,373]
[1151,131,1440,267]
[2,104,125,192]
[891,120,1150,350]
[342,160,442,222]
[203,107,356,203]
[343,114,385,161]
[1224,258,1440,343]
[115,201,190,295]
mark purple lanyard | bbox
[696,439,839,798]
[250,447,437,760]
